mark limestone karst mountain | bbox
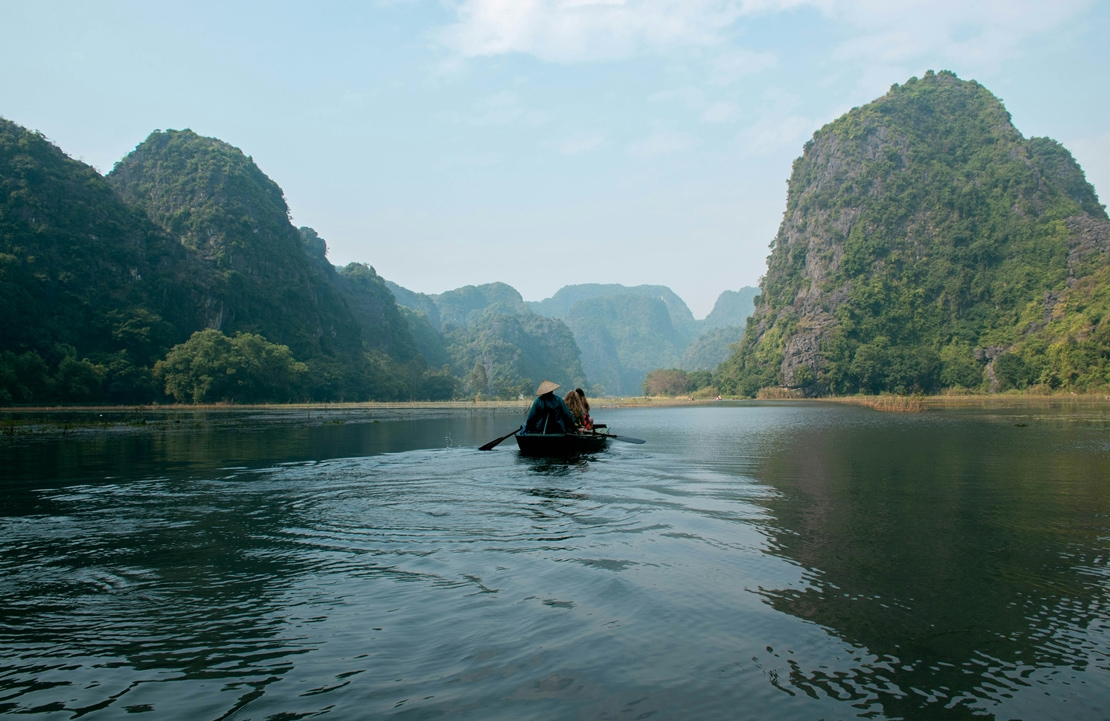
[0,118,200,403]
[525,283,758,394]
[1,121,448,403]
[389,280,761,396]
[718,71,1109,396]
[108,129,426,400]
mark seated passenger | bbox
[564,388,594,431]
[564,388,586,427]
[575,388,594,431]
[523,380,578,435]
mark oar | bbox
[478,425,523,451]
[593,432,646,445]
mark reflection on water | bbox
[1,403,1108,719]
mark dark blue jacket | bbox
[523,393,577,434]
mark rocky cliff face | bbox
[720,71,1109,396]
[108,130,422,400]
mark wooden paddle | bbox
[478,426,523,451]
[592,432,646,445]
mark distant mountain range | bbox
[384,280,758,395]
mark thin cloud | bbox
[435,152,504,169]
[651,86,743,124]
[708,48,778,84]
[826,0,1093,71]
[437,0,1093,77]
[438,0,810,62]
[449,91,551,126]
[701,101,742,123]
[628,129,702,157]
[735,113,815,156]
[557,130,607,154]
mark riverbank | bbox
[0,397,708,442]
[0,402,516,442]
[821,392,1110,412]
[6,392,1106,441]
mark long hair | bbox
[564,389,585,424]
[575,388,589,412]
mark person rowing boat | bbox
[522,380,577,435]
[478,381,645,453]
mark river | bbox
[1,401,1108,719]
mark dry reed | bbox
[756,387,804,400]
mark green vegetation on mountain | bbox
[679,325,744,371]
[643,368,714,397]
[383,279,586,398]
[992,263,1110,391]
[531,283,759,394]
[387,279,761,397]
[155,329,307,403]
[436,282,530,328]
[528,284,692,395]
[718,71,1110,396]
[566,294,688,395]
[445,313,587,399]
[108,131,360,385]
[0,120,466,404]
[702,288,758,329]
[385,280,441,329]
[0,117,201,404]
[529,283,700,340]
[0,114,763,405]
[106,129,458,401]
[398,307,451,368]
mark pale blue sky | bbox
[3,1,1108,317]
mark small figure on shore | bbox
[523,380,578,435]
[564,388,594,431]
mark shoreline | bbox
[0,397,703,442]
[4,393,1107,442]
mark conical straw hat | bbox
[536,380,560,395]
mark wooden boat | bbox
[515,431,610,457]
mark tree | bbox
[643,368,690,396]
[155,330,307,403]
[465,361,489,399]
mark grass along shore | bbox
[4,392,1108,439]
[768,389,1110,412]
[0,396,705,440]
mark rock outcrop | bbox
[719,71,1109,396]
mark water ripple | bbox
[1,405,1108,719]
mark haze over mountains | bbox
[3,70,1107,404]
[385,280,756,395]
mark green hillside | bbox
[386,279,587,398]
[384,280,441,329]
[436,282,530,328]
[446,313,587,399]
[0,120,465,404]
[680,325,744,371]
[0,118,201,403]
[528,283,699,340]
[703,288,758,329]
[107,129,434,401]
[565,294,688,395]
[719,71,1110,396]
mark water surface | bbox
[1,402,1108,719]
